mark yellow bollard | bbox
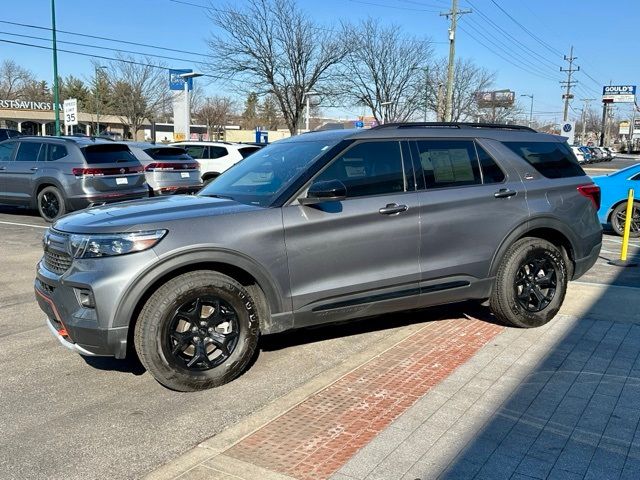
[620,188,635,262]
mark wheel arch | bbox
[115,249,285,353]
[490,218,578,280]
[32,178,66,209]
[606,198,636,223]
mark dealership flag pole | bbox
[51,0,61,136]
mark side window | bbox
[476,143,505,183]
[503,141,584,178]
[631,173,640,181]
[209,146,229,159]
[238,146,260,158]
[415,140,481,189]
[185,146,205,159]
[0,141,17,162]
[313,141,405,198]
[15,142,42,162]
[46,144,68,161]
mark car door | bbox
[282,140,421,327]
[4,140,43,204]
[412,138,529,305]
[0,140,18,202]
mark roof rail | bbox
[371,122,537,132]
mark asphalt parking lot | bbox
[0,156,638,479]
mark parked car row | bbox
[571,145,616,164]
[0,136,266,221]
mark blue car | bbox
[592,163,640,236]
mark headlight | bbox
[69,230,167,259]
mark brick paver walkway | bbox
[224,318,503,480]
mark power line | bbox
[0,30,210,67]
[488,0,563,57]
[348,0,440,12]
[0,37,228,81]
[0,19,213,60]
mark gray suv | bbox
[0,136,148,221]
[35,123,602,391]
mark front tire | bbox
[37,186,66,222]
[611,201,640,238]
[490,238,568,328]
[134,271,260,391]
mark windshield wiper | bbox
[201,193,235,200]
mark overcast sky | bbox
[1,0,637,122]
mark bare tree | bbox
[427,58,494,122]
[103,55,166,139]
[207,0,350,135]
[195,96,236,140]
[339,19,433,124]
[0,60,33,99]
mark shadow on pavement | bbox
[440,261,640,479]
[83,354,146,375]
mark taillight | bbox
[145,162,200,172]
[577,184,601,210]
[72,166,144,176]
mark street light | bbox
[521,94,534,128]
[381,101,394,124]
[179,72,203,140]
[304,91,318,132]
[51,0,61,136]
[95,65,108,136]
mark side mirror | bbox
[299,179,347,205]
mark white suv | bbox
[170,141,262,183]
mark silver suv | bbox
[0,136,148,221]
[35,123,602,391]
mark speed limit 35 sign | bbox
[63,98,78,126]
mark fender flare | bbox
[489,216,579,278]
[31,177,66,209]
[112,247,286,329]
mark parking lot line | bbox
[0,220,47,229]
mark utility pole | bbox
[441,0,471,122]
[579,98,596,144]
[51,0,61,136]
[560,46,579,122]
[423,67,429,122]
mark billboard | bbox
[602,85,636,103]
[476,90,515,108]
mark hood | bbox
[53,195,263,234]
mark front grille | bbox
[44,250,72,274]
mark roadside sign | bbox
[619,121,630,135]
[560,121,575,144]
[63,99,78,126]
[169,69,193,91]
[355,120,364,128]
[602,85,636,103]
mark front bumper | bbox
[572,241,602,280]
[34,249,158,358]
[45,316,100,356]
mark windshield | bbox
[199,139,338,207]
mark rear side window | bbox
[504,141,584,178]
[82,144,138,164]
[414,140,481,189]
[15,142,42,162]
[476,144,505,183]
[209,146,228,159]
[185,146,206,159]
[0,141,17,161]
[42,144,68,161]
[144,147,190,160]
[238,146,260,158]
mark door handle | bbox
[494,188,517,199]
[30,167,38,171]
[379,203,408,215]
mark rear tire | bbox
[134,271,260,391]
[490,238,567,328]
[202,173,220,185]
[611,201,640,238]
[37,186,66,222]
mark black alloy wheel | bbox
[611,201,640,238]
[41,192,60,220]
[163,296,239,371]
[514,257,557,312]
